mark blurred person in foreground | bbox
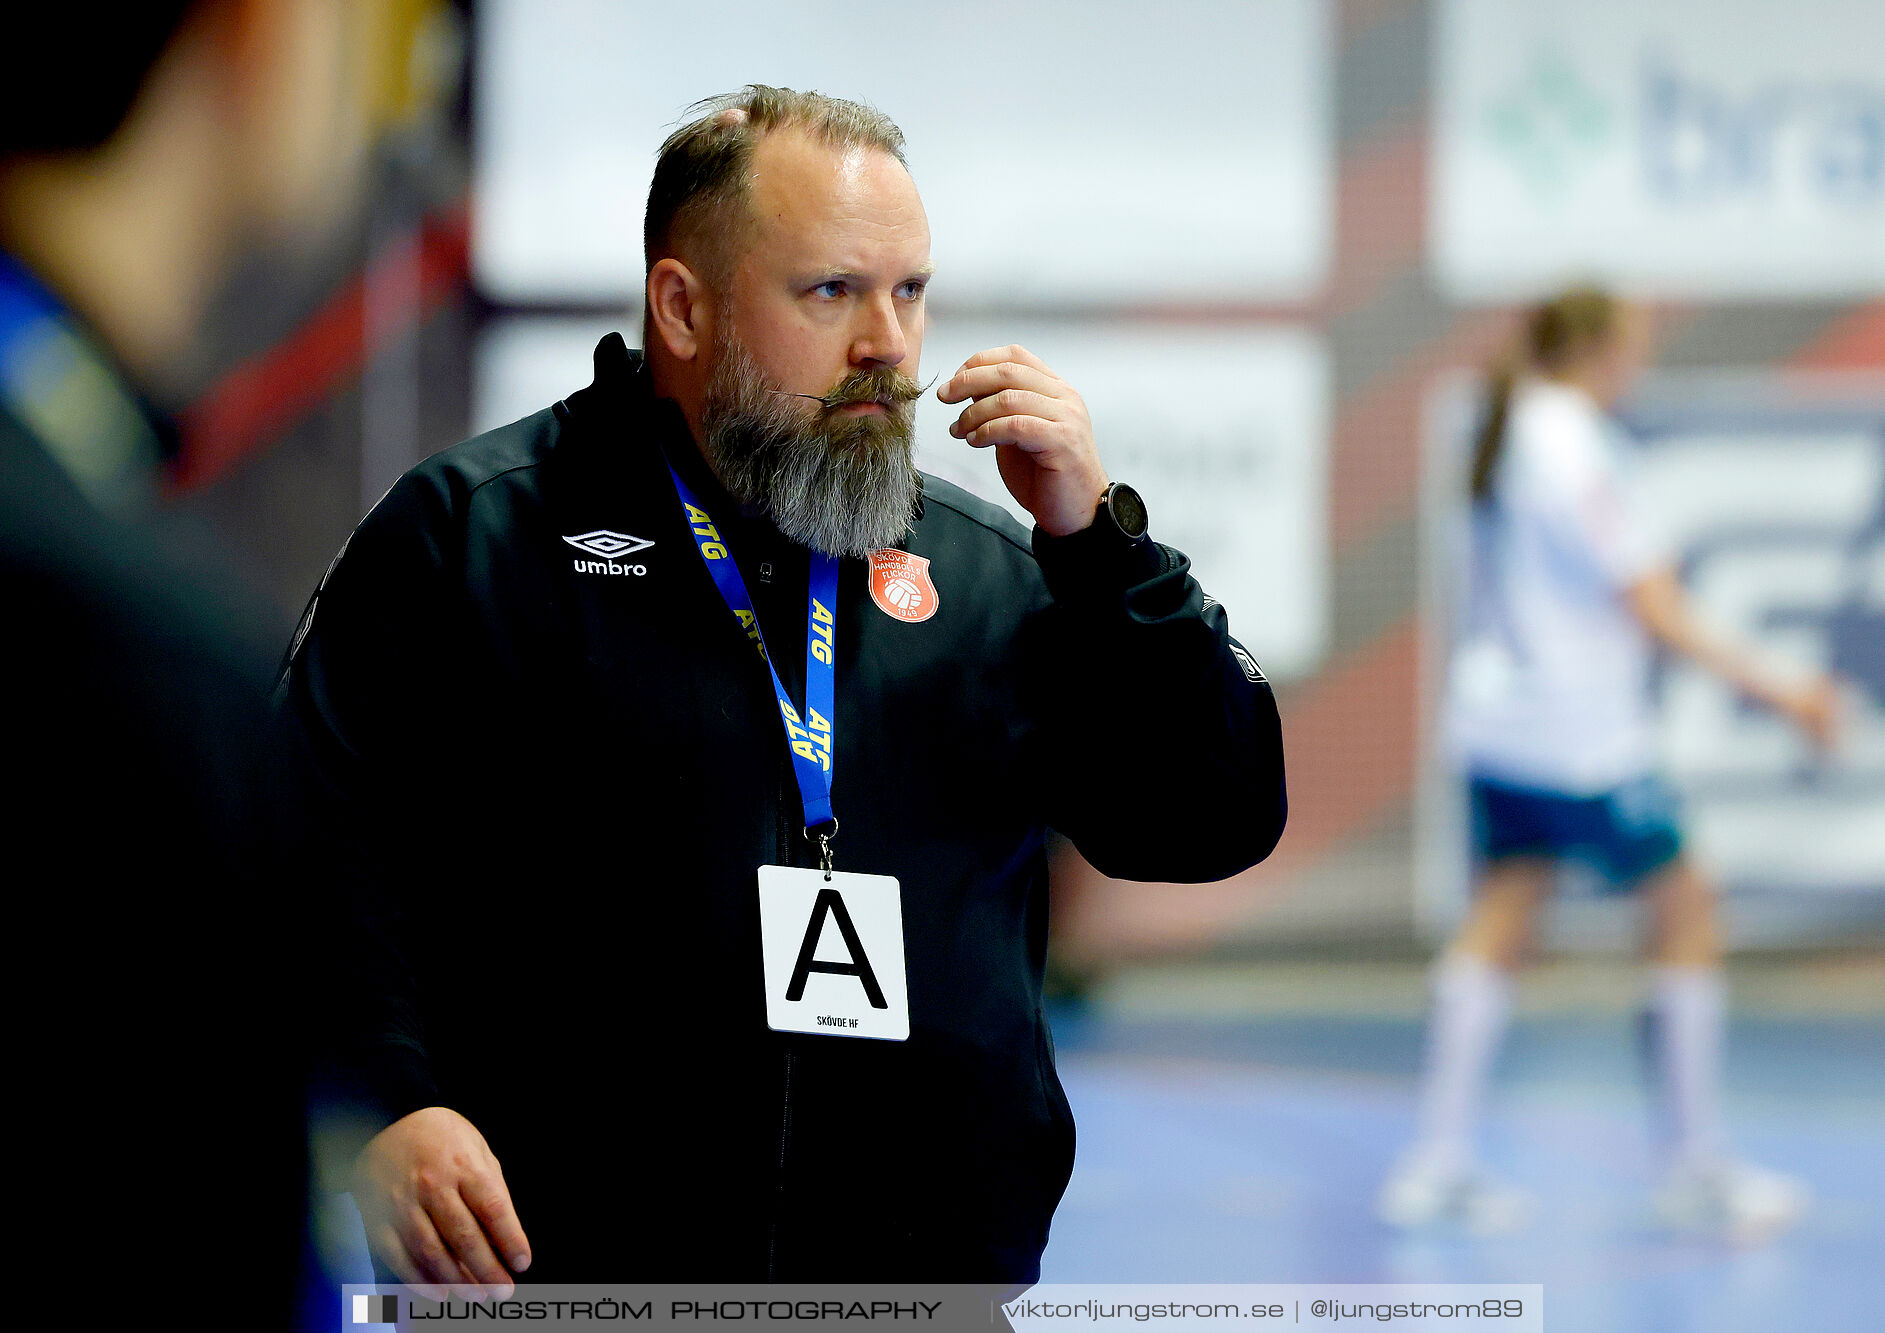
[1377,287,1842,1239]
[0,0,365,1318]
[280,85,1287,1287]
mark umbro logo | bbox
[564,530,653,559]
[1229,642,1266,684]
[565,529,653,577]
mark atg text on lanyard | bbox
[666,458,912,1042]
[666,462,840,865]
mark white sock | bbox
[1649,965,1728,1168]
[1411,952,1515,1169]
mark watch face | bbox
[1109,483,1148,539]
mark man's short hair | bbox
[644,85,908,287]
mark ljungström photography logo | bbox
[351,1292,397,1324]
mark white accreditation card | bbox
[758,865,909,1041]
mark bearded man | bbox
[284,86,1286,1288]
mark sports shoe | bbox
[1653,1157,1809,1242]
[1376,1147,1533,1235]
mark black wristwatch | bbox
[1093,481,1149,546]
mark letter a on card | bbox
[757,866,909,1040]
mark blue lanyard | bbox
[666,462,841,848]
[0,252,158,513]
[0,252,65,412]
[0,252,59,344]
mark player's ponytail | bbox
[1469,286,1621,503]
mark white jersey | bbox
[1444,378,1671,794]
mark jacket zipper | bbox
[766,552,805,1280]
[767,754,796,1279]
[769,1046,795,1278]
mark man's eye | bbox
[812,280,846,299]
[898,281,928,301]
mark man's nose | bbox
[850,295,907,369]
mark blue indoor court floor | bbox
[1036,958,1885,1333]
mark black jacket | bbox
[284,335,1285,1282]
[1,254,309,1320]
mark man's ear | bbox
[646,257,711,362]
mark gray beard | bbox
[700,335,921,558]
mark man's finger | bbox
[400,1205,483,1298]
[937,349,1057,403]
[372,1224,430,1291]
[949,388,1064,439]
[942,362,1048,403]
[465,1174,533,1275]
[963,413,1061,453]
[960,343,1053,375]
[937,361,1056,405]
[375,1220,457,1302]
[432,1188,516,1294]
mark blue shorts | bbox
[1469,772,1684,891]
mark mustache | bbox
[769,367,936,410]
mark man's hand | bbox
[939,345,1108,536]
[352,1106,531,1299]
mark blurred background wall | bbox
[167,0,1884,965]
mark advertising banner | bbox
[1432,0,1885,299]
[475,0,1331,305]
[912,319,1330,683]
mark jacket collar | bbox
[562,331,745,514]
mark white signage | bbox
[1432,0,1885,299]
[1626,381,1885,895]
[474,0,1331,305]
[914,319,1330,682]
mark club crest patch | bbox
[867,548,939,624]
